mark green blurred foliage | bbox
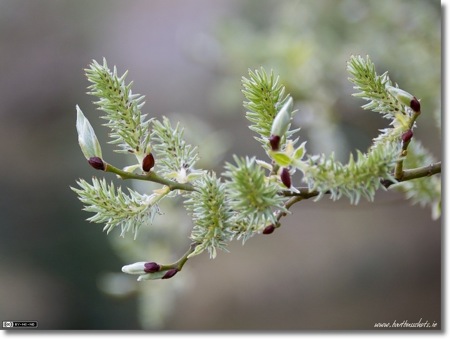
[207,0,440,157]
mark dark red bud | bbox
[410,97,421,113]
[280,167,291,188]
[263,224,275,234]
[88,157,105,171]
[142,153,155,172]
[401,129,413,143]
[162,268,178,280]
[144,262,160,273]
[269,135,281,151]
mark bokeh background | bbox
[0,0,441,330]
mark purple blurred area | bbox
[0,0,440,330]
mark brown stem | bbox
[382,161,441,188]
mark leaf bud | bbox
[142,153,155,172]
[144,262,160,273]
[280,167,291,188]
[401,129,413,144]
[88,156,105,171]
[269,135,281,151]
[387,86,420,112]
[270,97,293,138]
[122,261,148,275]
[76,106,103,159]
[161,268,178,280]
[263,224,275,234]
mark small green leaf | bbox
[293,141,307,160]
[270,151,292,167]
[76,105,102,159]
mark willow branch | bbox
[382,161,441,188]
[104,162,195,191]
[394,110,422,180]
[159,242,199,272]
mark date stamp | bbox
[2,321,38,329]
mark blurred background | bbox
[0,0,441,330]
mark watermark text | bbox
[374,318,438,329]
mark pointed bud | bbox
[280,167,291,188]
[162,268,178,280]
[263,224,275,234]
[88,157,105,171]
[76,106,103,159]
[401,129,413,143]
[144,262,160,273]
[410,97,421,113]
[142,153,155,172]
[387,86,420,112]
[121,262,148,275]
[270,97,293,138]
[269,135,281,151]
[387,86,414,106]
